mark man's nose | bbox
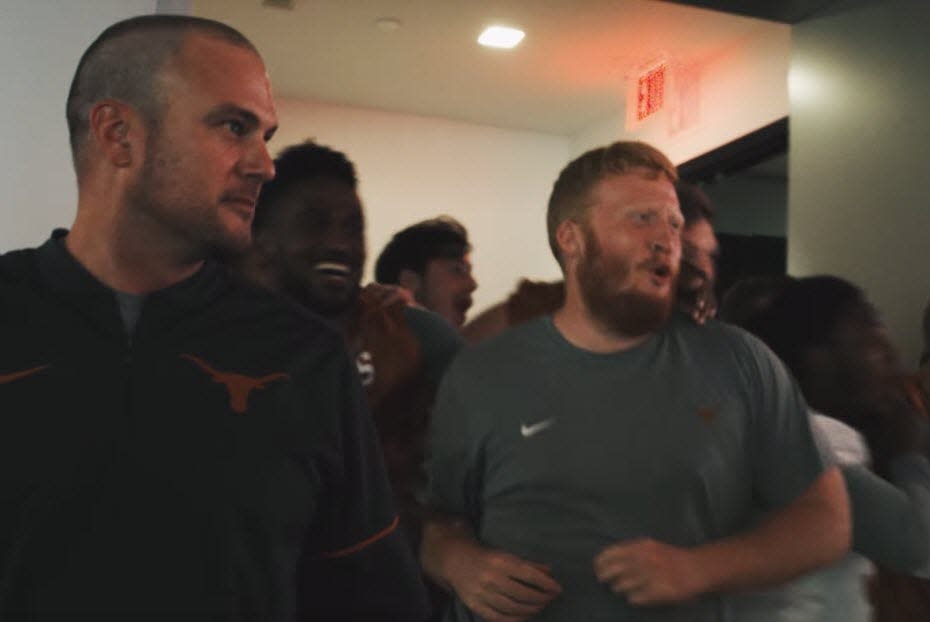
[651,225,678,254]
[242,139,276,182]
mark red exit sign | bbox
[636,63,667,121]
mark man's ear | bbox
[88,100,138,168]
[555,220,584,264]
[397,268,423,296]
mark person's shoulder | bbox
[217,266,345,352]
[507,278,565,324]
[0,247,45,319]
[453,315,552,372]
[402,305,464,354]
[662,313,782,380]
[667,312,766,351]
[402,305,465,383]
[403,304,461,346]
[0,246,40,286]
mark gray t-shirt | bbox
[427,313,825,622]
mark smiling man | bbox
[235,141,462,555]
[0,15,427,620]
[421,141,850,622]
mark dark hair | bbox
[729,275,873,375]
[546,141,677,265]
[252,140,358,233]
[719,274,795,333]
[374,216,470,284]
[66,14,257,174]
[676,180,715,227]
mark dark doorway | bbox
[678,118,788,302]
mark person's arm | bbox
[461,301,510,344]
[845,452,930,572]
[421,350,561,622]
[297,343,431,621]
[593,467,849,604]
[420,515,561,622]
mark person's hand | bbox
[593,538,704,605]
[445,541,562,622]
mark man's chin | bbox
[591,290,675,338]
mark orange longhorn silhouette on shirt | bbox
[181,354,290,414]
[0,364,50,385]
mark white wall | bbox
[267,22,793,318]
[270,99,570,316]
[572,23,791,165]
[0,0,156,252]
[790,0,930,366]
[0,2,794,328]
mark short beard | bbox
[576,225,675,338]
[126,127,249,261]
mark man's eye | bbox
[224,120,246,136]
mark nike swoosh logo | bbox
[0,365,50,385]
[521,418,556,438]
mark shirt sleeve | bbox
[297,345,431,621]
[403,306,464,388]
[739,332,828,510]
[424,359,482,526]
[845,453,930,573]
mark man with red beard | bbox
[461,180,719,344]
[420,141,850,622]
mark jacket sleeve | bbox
[296,344,431,621]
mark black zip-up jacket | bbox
[0,232,430,620]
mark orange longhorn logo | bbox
[0,364,50,385]
[697,407,717,424]
[181,354,290,414]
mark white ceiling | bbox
[192,0,784,137]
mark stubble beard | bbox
[576,226,676,338]
[126,131,251,262]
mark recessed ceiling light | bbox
[375,17,401,32]
[478,26,525,49]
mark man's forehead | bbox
[170,34,277,121]
[588,171,679,217]
[605,166,674,182]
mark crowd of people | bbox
[2,14,929,622]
